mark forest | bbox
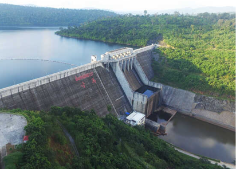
[56,12,235,100]
[0,4,117,26]
[3,107,227,169]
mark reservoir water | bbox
[0,27,127,89]
[0,27,235,164]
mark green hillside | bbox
[0,3,117,26]
[3,107,225,169]
[56,13,235,99]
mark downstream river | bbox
[0,27,235,164]
[0,27,127,89]
[158,113,235,163]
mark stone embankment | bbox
[194,95,235,113]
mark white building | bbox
[126,112,145,126]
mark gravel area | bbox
[0,113,27,149]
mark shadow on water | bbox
[148,110,171,123]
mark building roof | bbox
[126,112,145,122]
[23,135,29,141]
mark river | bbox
[0,27,127,89]
[158,113,235,163]
[0,27,235,164]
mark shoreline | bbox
[173,147,235,169]
[55,33,142,48]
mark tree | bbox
[174,11,180,17]
[190,24,194,33]
[144,10,147,16]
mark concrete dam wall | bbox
[0,62,132,117]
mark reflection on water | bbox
[0,27,128,89]
[159,113,235,163]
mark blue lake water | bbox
[0,27,127,89]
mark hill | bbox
[2,107,225,169]
[56,13,235,100]
[0,3,117,26]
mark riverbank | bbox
[174,147,235,169]
[55,33,140,48]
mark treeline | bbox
[0,3,117,26]
[57,12,235,99]
[3,107,226,168]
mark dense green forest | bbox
[56,12,235,100]
[0,4,117,26]
[3,107,226,169]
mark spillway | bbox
[123,68,143,91]
[136,49,154,80]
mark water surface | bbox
[0,27,127,89]
[159,113,235,163]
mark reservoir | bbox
[0,27,235,164]
[0,27,127,89]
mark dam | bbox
[0,44,235,127]
[0,44,235,163]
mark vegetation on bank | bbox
[2,107,226,169]
[0,3,117,26]
[56,12,235,100]
[2,109,73,169]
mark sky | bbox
[0,0,235,13]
